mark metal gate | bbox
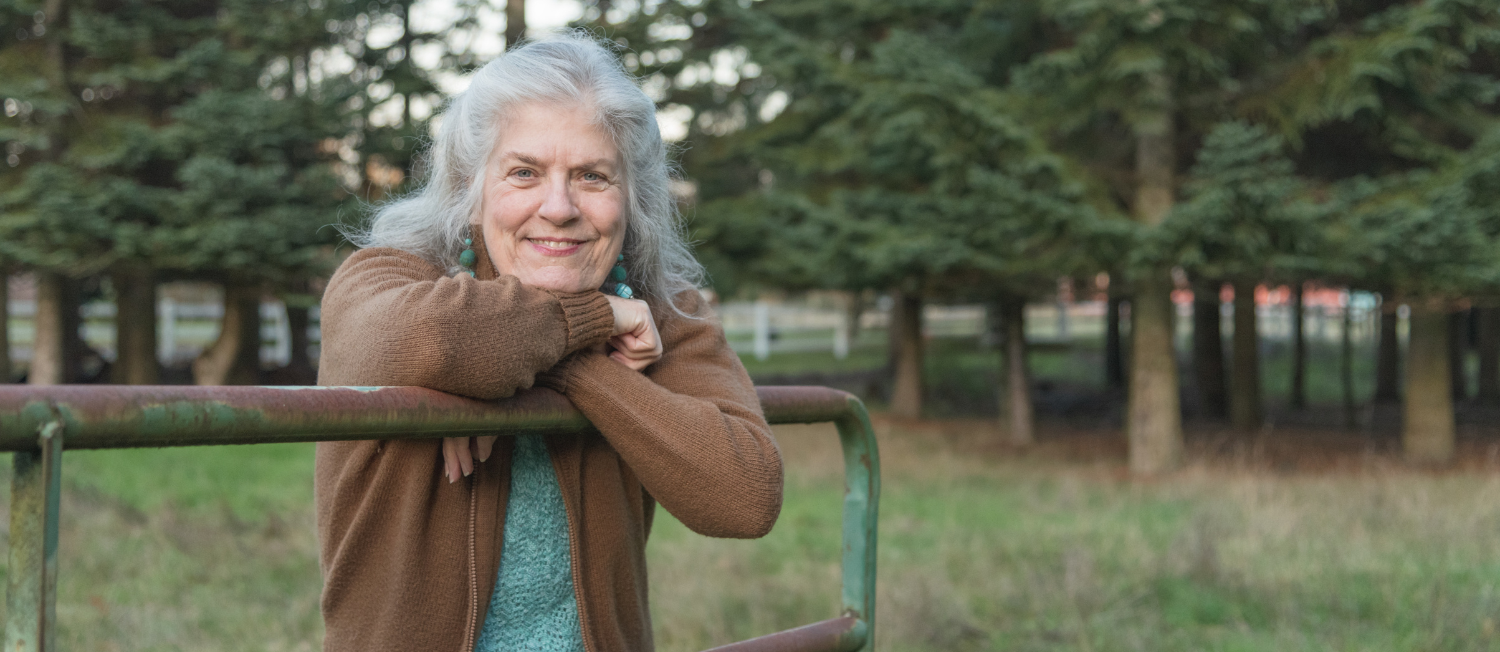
[0,385,879,652]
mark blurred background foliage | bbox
[591,0,1500,469]
[0,0,1498,465]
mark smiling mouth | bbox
[527,238,585,256]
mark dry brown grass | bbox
[3,419,1498,651]
[647,419,1500,651]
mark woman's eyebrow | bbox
[575,159,616,171]
[502,152,544,167]
[499,152,614,170]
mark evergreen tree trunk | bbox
[1478,307,1500,405]
[1105,289,1125,389]
[1449,310,1468,402]
[29,2,79,385]
[999,296,1033,446]
[0,266,9,382]
[1230,280,1263,431]
[193,281,262,386]
[506,0,527,47]
[111,265,159,385]
[1403,305,1454,464]
[1290,283,1307,410]
[1192,281,1226,419]
[1341,296,1356,430]
[889,290,924,418]
[1375,306,1401,403]
[287,304,311,371]
[1126,71,1182,475]
[1129,276,1182,473]
[272,278,316,382]
[29,272,83,385]
[845,291,865,342]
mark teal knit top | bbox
[474,434,586,652]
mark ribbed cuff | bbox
[551,290,615,353]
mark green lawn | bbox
[48,445,322,651]
[0,420,1495,651]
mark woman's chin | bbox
[515,266,599,294]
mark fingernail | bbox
[463,467,472,477]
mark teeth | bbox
[533,239,575,249]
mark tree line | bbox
[3,0,1499,474]
[594,0,1500,472]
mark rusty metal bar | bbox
[6,419,62,652]
[0,385,863,450]
[0,385,879,652]
[755,386,861,424]
[0,386,592,450]
[703,616,866,652]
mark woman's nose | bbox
[536,175,581,224]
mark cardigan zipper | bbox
[553,443,595,652]
[461,473,480,652]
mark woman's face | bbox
[479,102,626,293]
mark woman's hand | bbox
[436,294,657,482]
[606,295,663,371]
[441,435,497,483]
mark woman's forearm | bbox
[319,247,615,398]
[539,323,783,539]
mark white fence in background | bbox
[6,299,320,367]
[717,300,1111,361]
[718,301,996,361]
[4,291,1388,367]
[718,293,1383,361]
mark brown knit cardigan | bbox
[314,246,783,652]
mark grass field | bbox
[654,421,1500,652]
[3,412,1498,651]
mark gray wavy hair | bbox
[343,32,703,311]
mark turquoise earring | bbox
[459,235,477,277]
[603,254,633,299]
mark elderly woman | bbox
[315,35,782,652]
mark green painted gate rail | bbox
[0,385,880,652]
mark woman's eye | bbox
[583,172,604,182]
[514,169,535,179]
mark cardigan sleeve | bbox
[317,247,616,399]
[537,290,783,539]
